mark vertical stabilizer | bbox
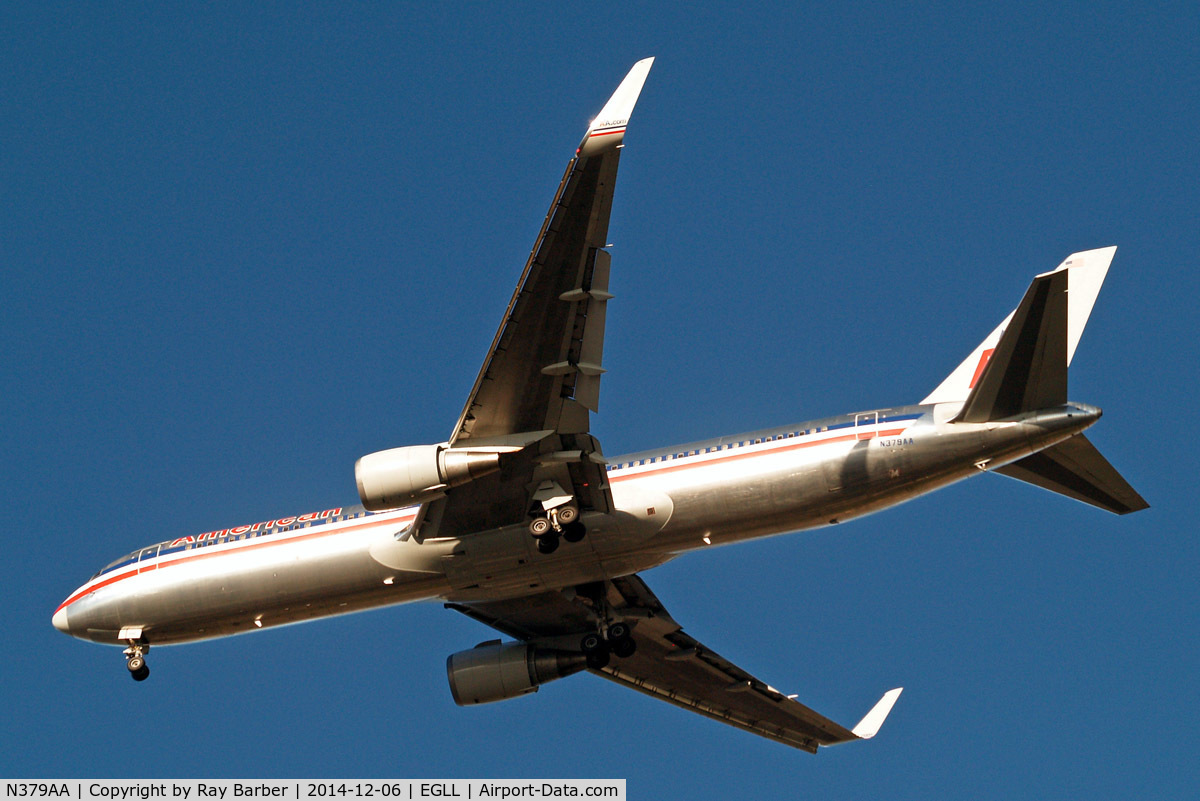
[955,268,1069,422]
[922,247,1116,408]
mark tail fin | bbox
[922,246,1147,514]
[995,434,1149,515]
[956,264,1070,422]
[922,247,1116,410]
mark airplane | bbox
[52,58,1147,754]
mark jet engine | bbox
[355,443,501,511]
[446,641,587,705]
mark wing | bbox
[447,574,902,753]
[422,59,654,539]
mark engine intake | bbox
[355,443,501,511]
[446,641,586,705]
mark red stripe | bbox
[58,423,916,613]
[56,512,416,614]
[609,427,912,484]
[969,348,995,389]
[589,128,625,138]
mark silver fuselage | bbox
[54,402,1100,646]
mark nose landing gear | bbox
[123,641,150,682]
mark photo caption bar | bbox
[1,781,626,801]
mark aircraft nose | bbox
[52,606,69,634]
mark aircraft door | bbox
[824,414,879,493]
[136,545,160,574]
[855,412,878,439]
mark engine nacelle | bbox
[355,443,501,511]
[446,641,586,706]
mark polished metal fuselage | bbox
[55,402,1101,647]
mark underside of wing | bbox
[447,574,901,753]
[450,59,653,445]
[424,60,654,538]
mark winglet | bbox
[850,687,903,740]
[578,57,654,157]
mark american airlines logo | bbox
[169,507,343,546]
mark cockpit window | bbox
[90,549,141,580]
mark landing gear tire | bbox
[126,653,149,681]
[581,632,611,669]
[536,532,560,554]
[607,622,636,658]
[529,517,551,537]
[123,639,150,682]
[585,648,611,670]
[556,505,579,525]
[561,520,586,543]
[611,636,637,659]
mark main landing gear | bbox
[529,504,586,554]
[123,641,150,682]
[580,621,637,669]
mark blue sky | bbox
[4,2,1197,796]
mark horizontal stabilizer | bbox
[995,434,1148,515]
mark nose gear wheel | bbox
[123,641,150,682]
